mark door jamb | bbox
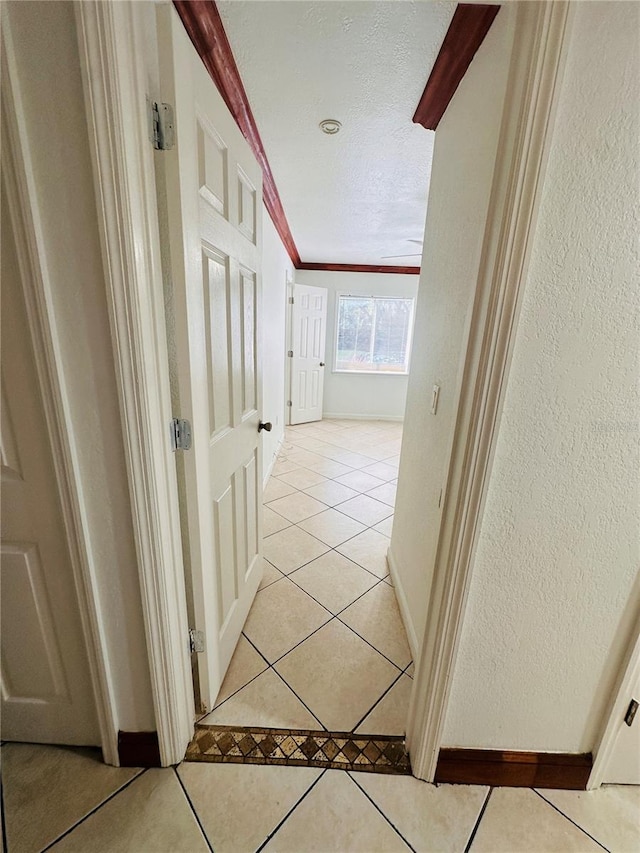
[406,2,574,780]
[1,20,119,764]
[75,1,194,766]
[588,613,640,788]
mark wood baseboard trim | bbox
[435,748,592,789]
[118,731,162,767]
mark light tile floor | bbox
[202,419,410,734]
[3,741,639,852]
[4,419,639,852]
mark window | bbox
[335,295,415,374]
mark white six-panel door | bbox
[290,284,328,425]
[0,181,99,745]
[157,6,264,711]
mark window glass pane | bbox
[335,295,414,373]
[336,297,374,371]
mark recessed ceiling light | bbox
[319,119,342,135]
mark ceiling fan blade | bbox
[381,253,422,259]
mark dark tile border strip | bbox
[185,725,411,775]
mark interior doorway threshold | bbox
[185,724,411,775]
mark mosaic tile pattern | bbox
[185,724,411,775]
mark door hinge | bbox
[170,418,192,451]
[286,400,292,407]
[189,628,205,654]
[287,350,293,357]
[624,698,638,726]
[289,296,294,304]
[148,98,175,150]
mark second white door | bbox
[290,284,328,425]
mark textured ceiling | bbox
[217,1,456,265]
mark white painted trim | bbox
[588,612,640,788]
[322,413,404,423]
[75,2,194,765]
[263,434,285,487]
[386,548,419,661]
[1,15,118,764]
[406,2,574,781]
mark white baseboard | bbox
[387,545,419,661]
[263,433,285,487]
[323,412,404,423]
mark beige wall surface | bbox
[443,1,640,752]
[390,5,517,648]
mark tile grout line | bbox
[173,766,214,853]
[40,769,149,852]
[270,667,328,731]
[254,768,328,853]
[532,790,611,852]
[463,786,493,853]
[348,772,417,852]
[349,667,407,734]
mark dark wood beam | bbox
[173,0,301,266]
[298,263,420,275]
[413,4,501,131]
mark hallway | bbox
[200,419,413,734]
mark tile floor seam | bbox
[286,562,385,618]
[254,768,328,853]
[347,772,417,852]
[263,511,391,562]
[270,667,328,731]
[334,613,407,673]
[173,766,214,853]
[39,768,149,853]
[532,789,612,852]
[350,668,407,734]
[272,458,396,486]
[463,786,493,853]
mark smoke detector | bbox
[319,119,342,135]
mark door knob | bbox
[319,362,325,367]
[258,421,272,432]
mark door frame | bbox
[76,1,194,766]
[405,1,575,780]
[588,612,640,788]
[74,0,575,772]
[1,22,119,762]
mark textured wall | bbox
[262,211,294,479]
[443,1,640,752]
[390,5,516,647]
[296,269,418,420]
[217,1,454,265]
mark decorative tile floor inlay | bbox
[185,725,411,775]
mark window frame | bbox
[332,293,416,376]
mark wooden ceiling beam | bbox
[413,4,501,131]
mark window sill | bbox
[332,369,410,376]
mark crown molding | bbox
[173,0,302,266]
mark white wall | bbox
[6,1,156,732]
[390,5,516,649]
[261,210,294,480]
[296,269,419,420]
[443,1,640,753]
